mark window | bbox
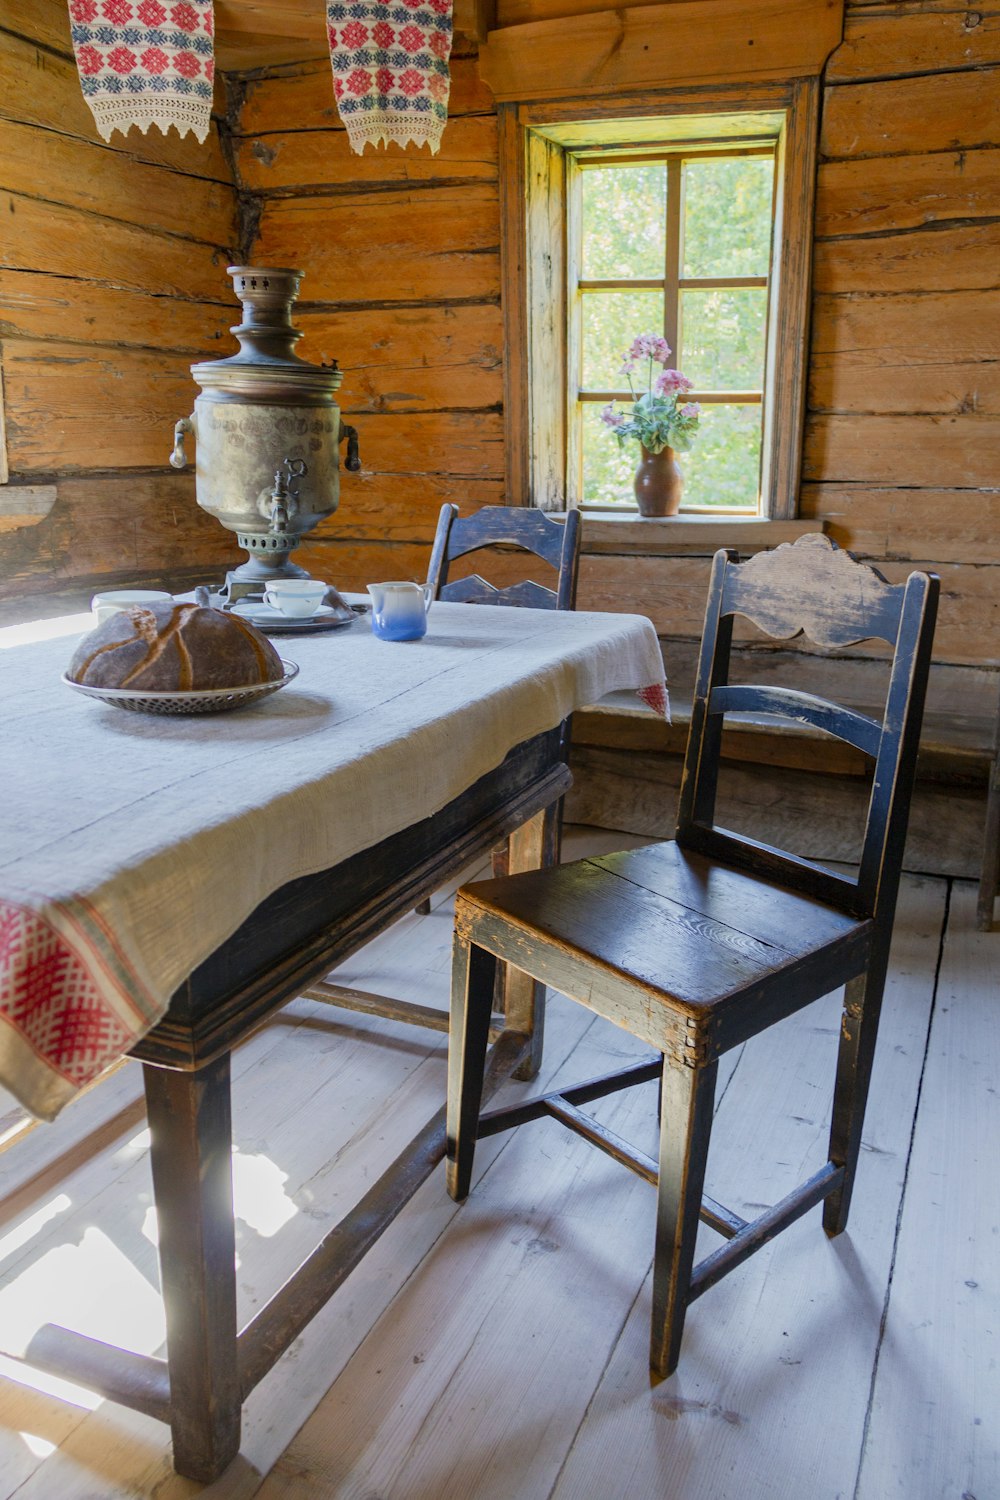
[572,147,775,513]
[500,80,821,522]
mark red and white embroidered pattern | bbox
[327,0,452,154]
[67,0,215,143]
[638,681,670,719]
[0,899,138,1093]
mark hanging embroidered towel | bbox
[327,0,452,154]
[67,0,215,144]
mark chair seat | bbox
[458,840,872,1057]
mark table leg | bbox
[503,805,559,1081]
[143,1054,240,1482]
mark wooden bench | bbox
[570,690,999,917]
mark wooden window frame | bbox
[499,78,821,519]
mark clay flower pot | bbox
[633,444,683,517]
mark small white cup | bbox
[91,589,172,625]
[264,578,327,618]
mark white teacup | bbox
[264,578,327,618]
[91,589,172,625]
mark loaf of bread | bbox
[68,602,285,691]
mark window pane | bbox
[581,404,637,506]
[681,404,761,509]
[581,291,664,390]
[581,163,667,279]
[682,155,773,278]
[680,287,767,390]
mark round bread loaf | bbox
[68,602,285,691]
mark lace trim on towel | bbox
[87,96,212,144]
[342,113,446,155]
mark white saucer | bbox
[230,601,356,633]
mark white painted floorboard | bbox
[0,834,992,1500]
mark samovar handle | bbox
[169,416,194,470]
[339,422,361,473]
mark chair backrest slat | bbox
[677,534,939,926]
[709,685,883,758]
[427,504,581,613]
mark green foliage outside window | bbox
[578,153,774,510]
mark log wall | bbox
[0,0,241,617]
[231,1,999,714]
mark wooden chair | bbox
[446,533,939,1378]
[305,503,581,1070]
[426,502,581,613]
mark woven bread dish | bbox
[66,602,296,713]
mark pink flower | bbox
[346,67,372,94]
[376,65,395,92]
[106,45,136,71]
[141,45,169,71]
[627,333,671,366]
[76,42,103,72]
[599,402,625,429]
[340,19,369,46]
[654,369,693,397]
[173,48,201,75]
[137,0,166,21]
[397,67,424,96]
[170,1,199,29]
[399,24,424,50]
[619,357,636,378]
[101,0,133,22]
[372,20,395,45]
[680,403,701,418]
[70,0,98,20]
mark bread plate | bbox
[63,660,299,715]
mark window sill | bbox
[578,514,820,558]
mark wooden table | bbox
[0,603,664,1479]
[17,725,567,1480]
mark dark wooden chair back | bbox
[677,533,939,927]
[427,504,581,611]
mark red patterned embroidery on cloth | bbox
[326,0,452,153]
[0,900,134,1088]
[638,682,669,718]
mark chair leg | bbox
[650,1057,717,1380]
[446,931,498,1202]
[823,969,887,1237]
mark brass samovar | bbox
[169,265,360,602]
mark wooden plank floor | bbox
[0,832,995,1498]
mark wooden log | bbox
[294,303,504,414]
[255,187,500,304]
[0,192,232,301]
[0,270,233,353]
[0,472,236,593]
[237,56,495,137]
[311,472,505,543]
[827,1,1000,82]
[813,221,1000,294]
[816,149,1000,237]
[235,114,498,192]
[799,485,1000,566]
[329,410,504,475]
[477,0,845,101]
[0,25,231,182]
[808,290,1000,415]
[0,117,236,246]
[2,341,207,472]
[804,412,1000,490]
[821,68,1000,160]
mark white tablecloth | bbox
[0,603,665,1120]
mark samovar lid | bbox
[190,266,342,401]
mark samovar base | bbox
[219,533,311,604]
